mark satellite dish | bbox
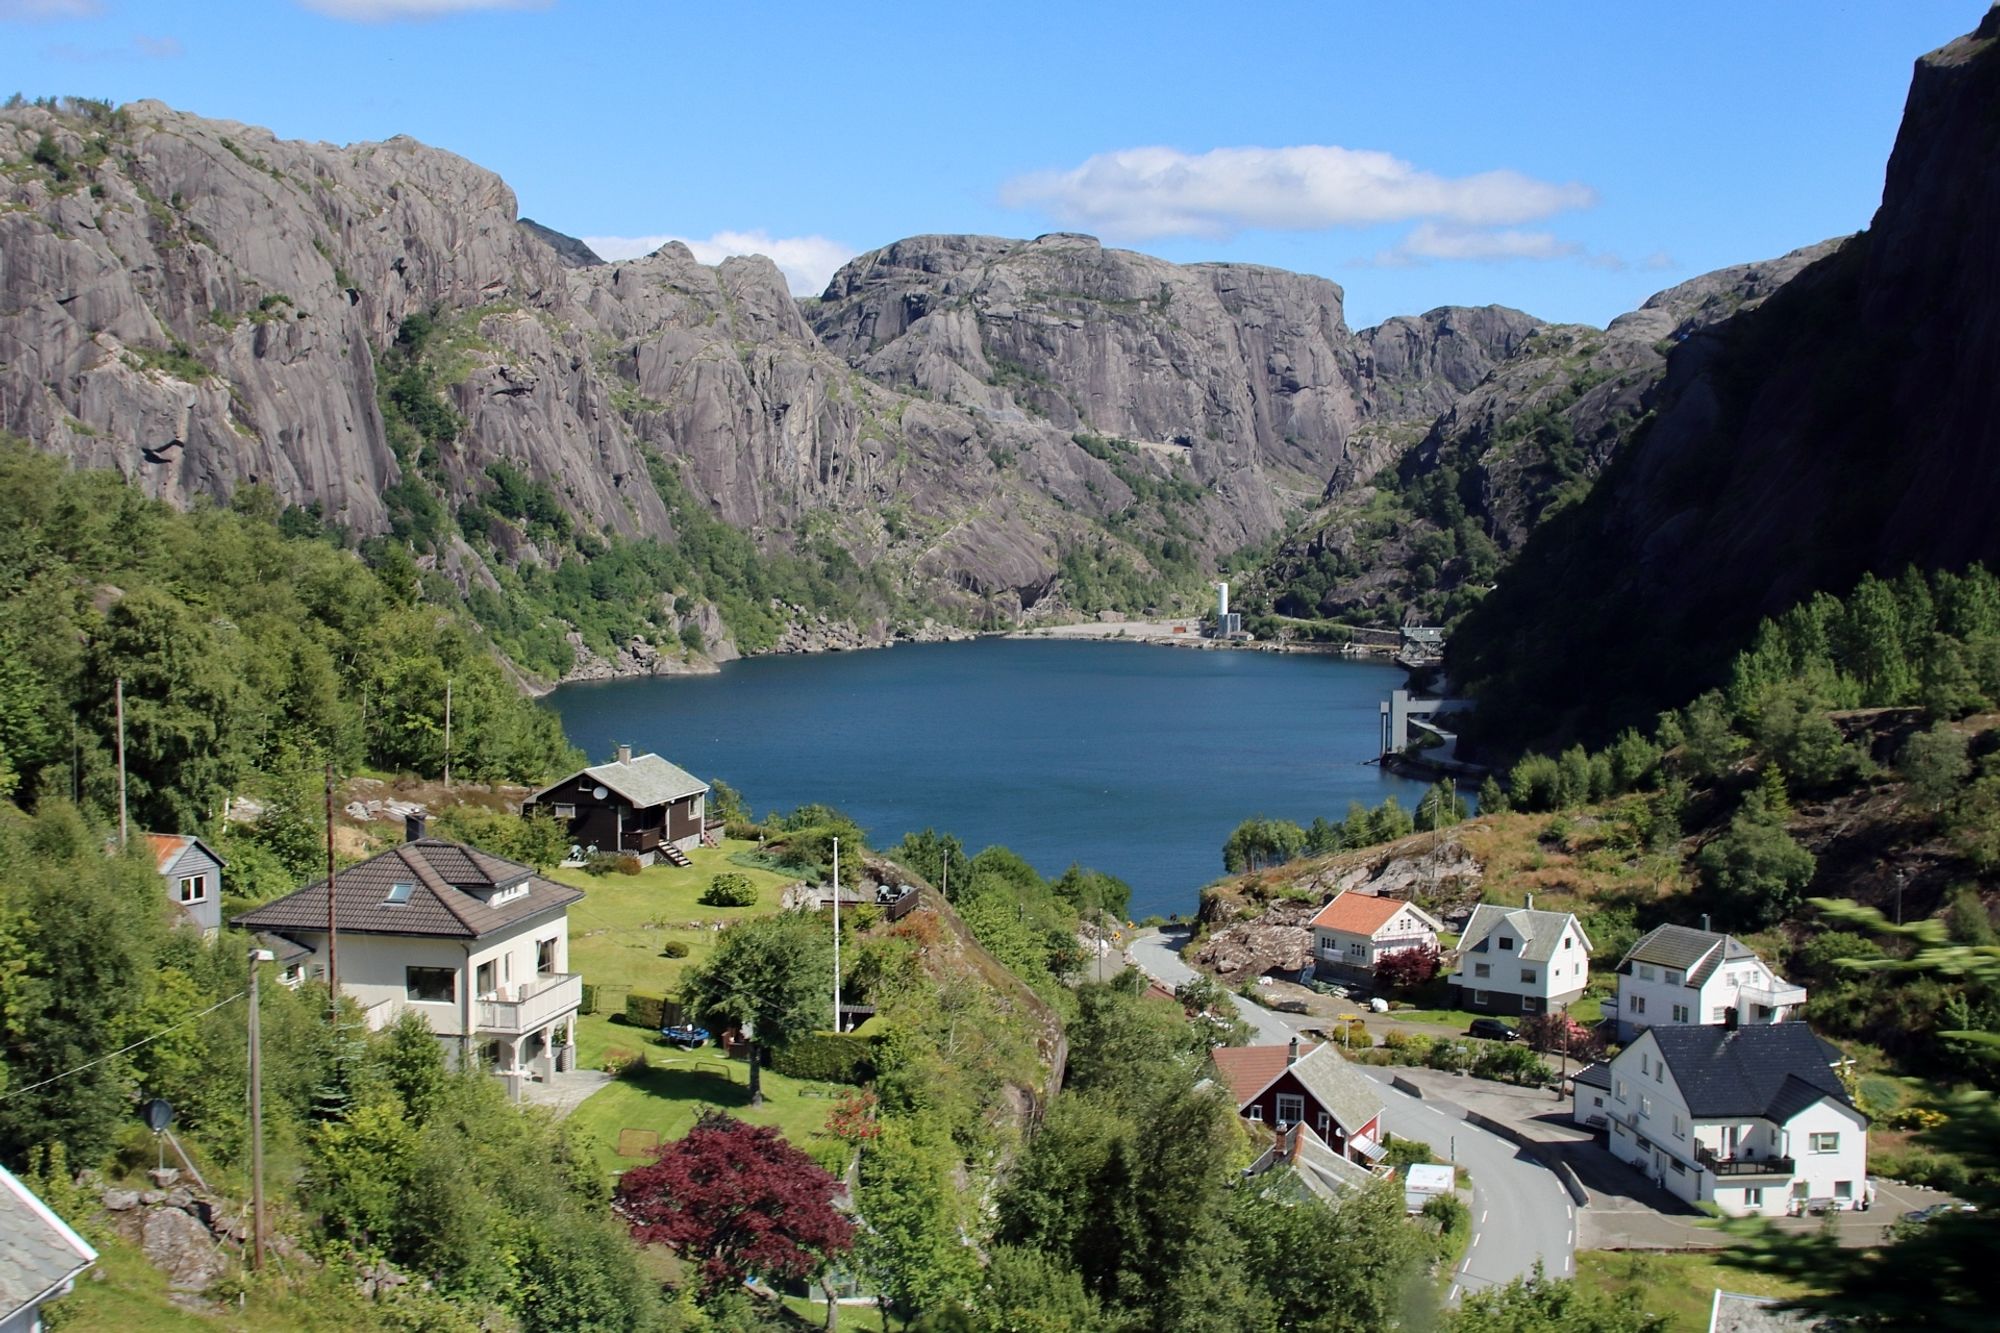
[592,785,609,800]
[142,1097,174,1133]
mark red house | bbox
[1210,1038,1386,1164]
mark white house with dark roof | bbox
[524,745,709,864]
[1607,923,1808,1042]
[1605,1022,1866,1217]
[0,1164,96,1333]
[144,833,225,937]
[1447,899,1592,1015]
[1309,891,1444,981]
[232,817,584,1099]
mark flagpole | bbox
[831,837,841,1033]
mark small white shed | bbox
[1404,1162,1456,1213]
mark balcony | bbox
[1738,980,1809,1015]
[1695,1142,1794,1177]
[476,973,582,1036]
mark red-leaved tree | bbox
[615,1111,855,1294]
[1374,942,1442,990]
[1518,1011,1605,1075]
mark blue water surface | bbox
[543,639,1428,920]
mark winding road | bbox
[1126,929,1575,1297]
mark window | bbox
[1474,963,1491,978]
[1498,936,1515,951]
[1521,996,1541,1013]
[1810,1133,1840,1154]
[1711,1006,1727,1022]
[178,874,207,904]
[1562,937,1572,949]
[1248,1106,1263,1122]
[384,881,414,905]
[1316,1112,1331,1140]
[1639,1095,1653,1119]
[1665,970,1682,985]
[1655,1063,1664,1083]
[1672,1114,1685,1140]
[553,803,576,818]
[1670,1157,1685,1174]
[1630,995,1647,1014]
[282,964,304,985]
[1638,964,1655,981]
[1348,941,1367,959]
[1791,1181,1810,1200]
[1275,1094,1305,1128]
[1641,1053,1651,1074]
[1744,1187,1764,1208]
[1471,989,1489,1005]
[1615,1079,1628,1101]
[537,937,559,976]
[1672,1004,1691,1023]
[1520,968,1537,984]
[406,967,456,1003]
[1834,1180,1853,1200]
[475,960,497,996]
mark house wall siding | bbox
[1614,956,1791,1043]
[164,845,223,936]
[1243,1070,1344,1151]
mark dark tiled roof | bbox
[231,838,582,940]
[1622,923,1725,974]
[1648,1025,1850,1120]
[531,753,707,808]
[1573,1060,1612,1090]
[0,1166,95,1319]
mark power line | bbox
[0,990,247,1103]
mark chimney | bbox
[1701,913,1712,933]
[616,743,632,765]
[404,812,426,843]
[1287,1036,1300,1066]
[1724,1006,1739,1031]
[1524,893,1534,910]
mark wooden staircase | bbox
[660,842,693,868]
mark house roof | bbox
[1708,1289,1828,1333]
[1246,1123,1383,1203]
[143,832,226,874]
[1458,903,1591,963]
[1573,1060,1613,1091]
[231,837,582,941]
[1213,1042,1382,1137]
[0,1165,96,1320]
[1621,924,1760,985]
[254,932,312,965]
[1309,891,1441,936]
[532,753,707,809]
[1645,1025,1851,1121]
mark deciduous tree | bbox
[680,912,834,1104]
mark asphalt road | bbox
[1125,929,1575,1295]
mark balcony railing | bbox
[1695,1142,1794,1177]
[1738,980,1809,1013]
[476,973,582,1036]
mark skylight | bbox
[385,882,415,905]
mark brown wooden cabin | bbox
[523,746,709,863]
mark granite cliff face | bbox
[0,104,1552,668]
[1448,11,2000,749]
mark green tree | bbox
[680,912,834,1105]
[1416,780,1467,830]
[1232,1179,1433,1333]
[1222,817,1307,872]
[1696,793,1817,929]
[1443,1265,1667,1331]
[1051,863,1131,921]
[854,1116,978,1324]
[1755,682,1859,790]
[896,828,970,898]
[1900,723,1970,814]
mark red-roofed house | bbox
[1210,1038,1386,1164]
[144,833,226,938]
[1309,891,1443,981]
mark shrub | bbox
[1886,1106,1948,1132]
[1425,1041,1472,1073]
[1472,1041,1552,1086]
[579,983,599,1016]
[769,1032,876,1084]
[616,853,643,876]
[1422,1192,1470,1258]
[602,1047,648,1078]
[701,872,758,907]
[659,940,690,959]
[1375,943,1442,990]
[1871,1147,1971,1194]
[583,852,623,877]
[625,992,668,1029]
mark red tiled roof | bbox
[1309,892,1405,935]
[1209,1042,1320,1107]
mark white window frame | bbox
[1474,962,1491,978]
[1810,1132,1840,1154]
[1275,1093,1306,1128]
[1672,1004,1690,1023]
[178,873,207,904]
[1744,1187,1764,1208]
[1248,1106,1264,1122]
[1520,968,1537,984]
[1630,995,1647,1014]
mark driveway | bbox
[1125,928,1575,1294]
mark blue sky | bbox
[0,1,1981,327]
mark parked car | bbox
[1468,1018,1518,1042]
[659,1024,712,1049]
[1907,1202,1976,1224]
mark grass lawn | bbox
[1575,1250,1816,1332]
[566,1014,858,1180]
[1386,1007,1492,1031]
[555,840,802,1007]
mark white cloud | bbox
[296,0,549,21]
[1373,221,1583,267]
[0,0,104,20]
[583,229,859,297]
[1000,144,1596,240]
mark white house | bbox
[0,1164,97,1333]
[1447,899,1592,1016]
[1607,922,1808,1042]
[1571,1060,1613,1129]
[233,817,585,1100]
[1308,891,1443,980]
[1604,1022,1867,1218]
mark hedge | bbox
[769,1032,876,1084]
[700,872,757,907]
[625,992,677,1029]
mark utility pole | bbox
[324,763,339,1014]
[114,676,128,849]
[831,836,841,1033]
[247,946,273,1271]
[442,676,452,790]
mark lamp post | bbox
[247,946,274,1270]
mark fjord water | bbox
[545,639,1429,920]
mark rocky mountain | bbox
[1242,241,1839,630]
[0,100,1553,671]
[1448,11,2000,750]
